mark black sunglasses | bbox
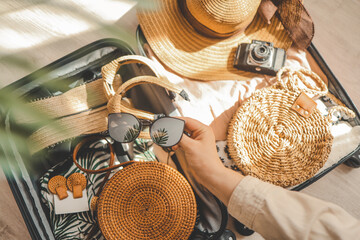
[108,113,185,148]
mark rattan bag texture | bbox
[73,138,197,240]
[97,161,197,240]
[227,67,355,187]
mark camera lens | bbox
[251,44,270,63]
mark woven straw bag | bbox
[102,55,189,118]
[22,55,187,154]
[227,67,355,187]
[73,137,197,240]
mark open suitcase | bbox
[1,35,360,240]
[135,26,360,237]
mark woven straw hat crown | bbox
[186,0,261,35]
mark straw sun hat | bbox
[137,0,302,81]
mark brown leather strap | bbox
[74,136,136,240]
[72,136,135,174]
[291,92,317,118]
[178,0,240,38]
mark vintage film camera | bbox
[234,40,286,76]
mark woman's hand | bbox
[174,117,244,205]
[173,117,225,183]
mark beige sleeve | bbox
[228,176,360,240]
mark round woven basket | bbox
[227,87,333,187]
[97,162,197,240]
[227,68,342,187]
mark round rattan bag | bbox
[97,161,197,240]
[227,67,355,187]
[72,137,197,240]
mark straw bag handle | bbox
[72,136,135,174]
[101,55,189,120]
[277,67,328,96]
[107,75,189,120]
[102,55,174,99]
[327,106,356,123]
[102,55,189,120]
[277,67,356,122]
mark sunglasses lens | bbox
[108,113,141,143]
[150,118,185,147]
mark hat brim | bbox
[137,0,293,81]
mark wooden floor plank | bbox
[0,168,31,239]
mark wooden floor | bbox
[0,0,359,239]
[304,0,360,110]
